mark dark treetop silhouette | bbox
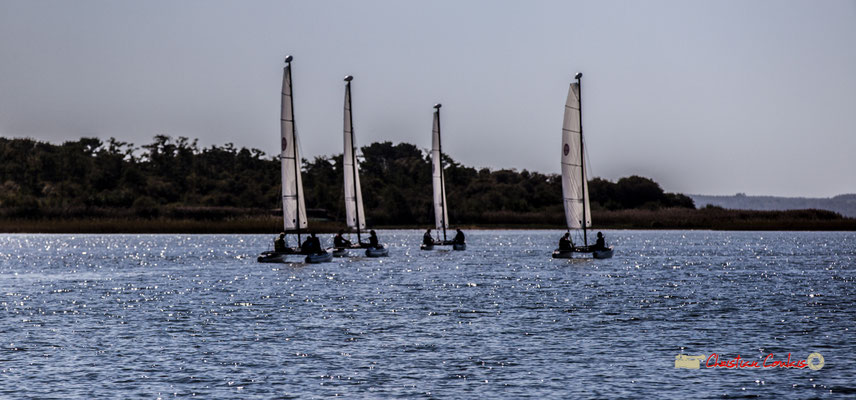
[0,136,698,226]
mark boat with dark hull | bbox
[258,248,302,263]
[333,242,390,257]
[421,104,466,251]
[256,55,330,263]
[305,249,334,263]
[552,73,613,260]
[337,75,389,258]
[365,244,390,257]
[552,246,614,259]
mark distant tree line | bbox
[0,136,695,225]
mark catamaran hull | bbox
[305,250,334,263]
[552,246,614,259]
[332,248,349,257]
[365,245,389,257]
[333,242,379,256]
[258,252,287,263]
[593,247,614,259]
[551,249,574,259]
[420,241,465,250]
[257,248,303,263]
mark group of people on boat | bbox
[274,230,385,255]
[558,231,608,251]
[280,229,604,255]
[300,233,324,254]
[422,228,465,246]
[279,227,467,252]
[333,229,382,249]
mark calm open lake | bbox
[1,230,854,398]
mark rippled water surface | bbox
[1,230,854,398]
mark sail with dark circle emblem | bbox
[280,64,307,231]
[561,82,591,229]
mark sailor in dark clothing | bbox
[453,229,465,245]
[302,233,323,254]
[333,230,351,249]
[558,232,572,250]
[368,230,380,248]
[423,229,434,245]
[300,234,312,254]
[594,232,607,250]
[274,232,287,252]
[311,233,323,253]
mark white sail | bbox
[343,83,366,230]
[432,110,449,231]
[561,82,591,229]
[281,64,307,231]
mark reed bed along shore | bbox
[0,216,310,234]
[1,208,854,233]
[593,207,856,231]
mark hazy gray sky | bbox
[1,0,854,197]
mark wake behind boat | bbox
[552,73,613,260]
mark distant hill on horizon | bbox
[690,193,856,218]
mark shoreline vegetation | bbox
[2,135,854,233]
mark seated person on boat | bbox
[301,233,323,254]
[367,230,382,249]
[423,229,435,245]
[593,232,607,250]
[274,232,287,252]
[558,232,573,251]
[453,229,465,244]
[334,230,351,249]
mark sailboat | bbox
[420,103,466,251]
[257,55,332,263]
[338,75,388,257]
[552,72,613,259]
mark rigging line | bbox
[583,135,594,183]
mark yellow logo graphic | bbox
[675,354,706,369]
[807,353,824,370]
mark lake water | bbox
[1,230,854,398]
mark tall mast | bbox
[345,75,361,243]
[435,103,447,242]
[286,55,302,244]
[576,72,587,246]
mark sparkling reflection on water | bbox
[1,231,854,398]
